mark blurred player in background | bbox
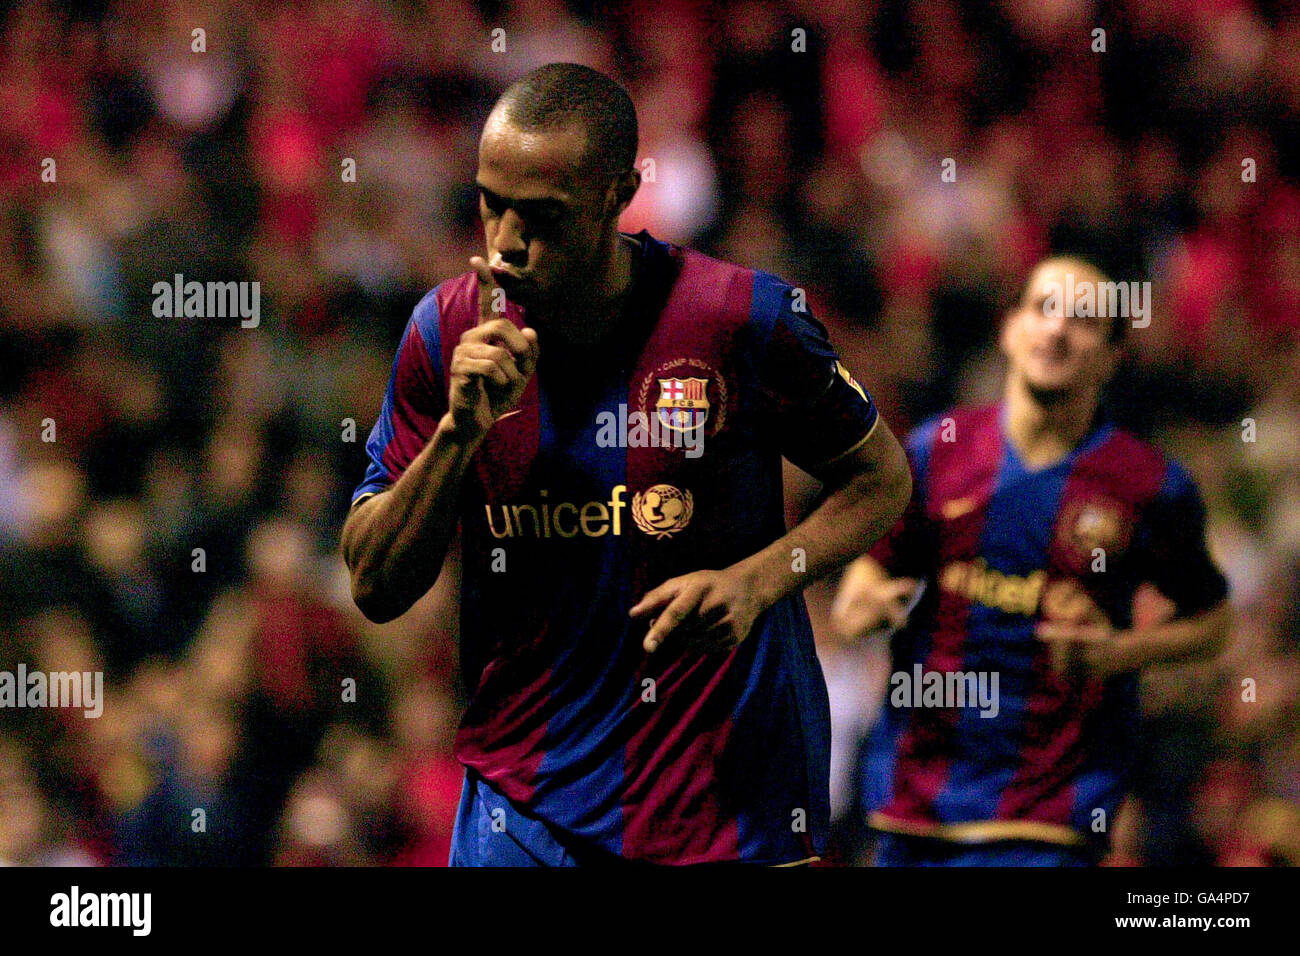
[832,256,1232,866]
[341,63,911,866]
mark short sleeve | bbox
[1130,461,1230,614]
[750,271,879,475]
[351,291,447,506]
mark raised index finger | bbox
[468,256,537,374]
[468,256,503,326]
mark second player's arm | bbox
[1105,600,1231,672]
[1038,599,1232,680]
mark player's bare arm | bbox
[1035,598,1231,681]
[342,262,539,624]
[630,417,912,654]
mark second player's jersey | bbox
[860,402,1228,848]
[354,230,880,864]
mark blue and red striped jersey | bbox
[860,402,1229,848]
[353,230,880,864]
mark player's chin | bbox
[1023,371,1084,403]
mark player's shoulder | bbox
[1098,421,1164,462]
[743,263,809,328]
[660,233,792,327]
[624,233,797,366]
[407,283,450,349]
[1092,426,1211,525]
[417,272,474,344]
[1109,425,1205,504]
[669,236,754,286]
[899,403,1001,480]
[1094,422,1189,496]
[383,286,449,391]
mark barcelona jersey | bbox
[353,230,880,864]
[860,402,1229,849]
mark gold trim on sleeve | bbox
[868,812,1087,847]
[808,414,881,472]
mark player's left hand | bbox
[629,569,764,656]
[1035,621,1122,681]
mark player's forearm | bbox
[342,414,483,623]
[1105,600,1232,673]
[734,455,912,612]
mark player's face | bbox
[475,114,620,313]
[1002,262,1119,398]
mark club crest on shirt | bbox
[656,377,709,432]
[631,484,693,538]
[1058,497,1128,559]
[636,359,729,438]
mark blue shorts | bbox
[873,832,1095,867]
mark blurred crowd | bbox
[1,0,1297,867]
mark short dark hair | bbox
[495,63,638,179]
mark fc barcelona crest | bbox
[657,377,710,432]
[1057,497,1130,561]
[637,358,730,439]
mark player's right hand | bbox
[830,556,920,644]
[445,256,540,441]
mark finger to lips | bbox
[471,257,532,359]
[469,257,495,322]
[466,259,538,374]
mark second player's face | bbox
[475,115,614,312]
[1002,262,1118,397]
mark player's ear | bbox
[1100,336,1125,379]
[998,310,1016,357]
[604,168,640,218]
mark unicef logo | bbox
[631,484,694,539]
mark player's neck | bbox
[1002,375,1101,468]
[538,234,638,349]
